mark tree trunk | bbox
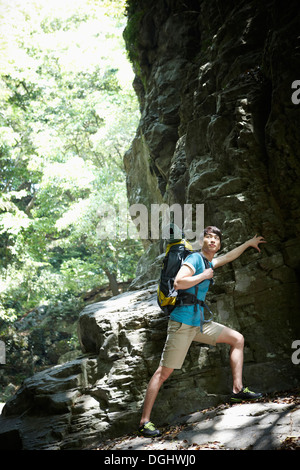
[104,269,119,296]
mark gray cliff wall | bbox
[123,0,300,371]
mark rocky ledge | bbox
[92,391,300,451]
[0,285,298,450]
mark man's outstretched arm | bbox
[213,235,266,269]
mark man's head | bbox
[200,226,222,257]
[201,226,222,242]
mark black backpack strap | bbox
[176,289,213,332]
[200,252,214,285]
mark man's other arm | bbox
[213,235,266,269]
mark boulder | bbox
[0,285,298,449]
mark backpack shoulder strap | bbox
[199,252,214,285]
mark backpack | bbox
[157,238,193,314]
[157,236,214,330]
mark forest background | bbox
[0,0,142,395]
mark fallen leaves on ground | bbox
[278,436,300,451]
[90,388,299,451]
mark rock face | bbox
[1,0,300,450]
[96,399,300,451]
[123,0,300,378]
[0,286,298,450]
[0,287,231,449]
[0,288,156,449]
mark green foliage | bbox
[123,4,145,70]
[0,0,142,322]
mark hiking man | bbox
[138,226,266,437]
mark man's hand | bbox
[246,234,266,253]
[213,234,267,268]
[203,268,214,280]
[174,265,214,290]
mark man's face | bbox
[201,231,221,255]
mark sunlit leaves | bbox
[0,0,141,319]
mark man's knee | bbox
[235,332,244,348]
[155,366,173,383]
[217,327,244,348]
[229,330,244,348]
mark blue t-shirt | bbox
[170,252,214,327]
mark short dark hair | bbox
[202,226,222,242]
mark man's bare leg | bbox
[216,326,244,393]
[140,365,174,425]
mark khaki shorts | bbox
[160,320,225,369]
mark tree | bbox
[0,0,142,320]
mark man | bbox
[138,226,266,437]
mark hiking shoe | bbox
[231,386,263,403]
[138,421,161,437]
